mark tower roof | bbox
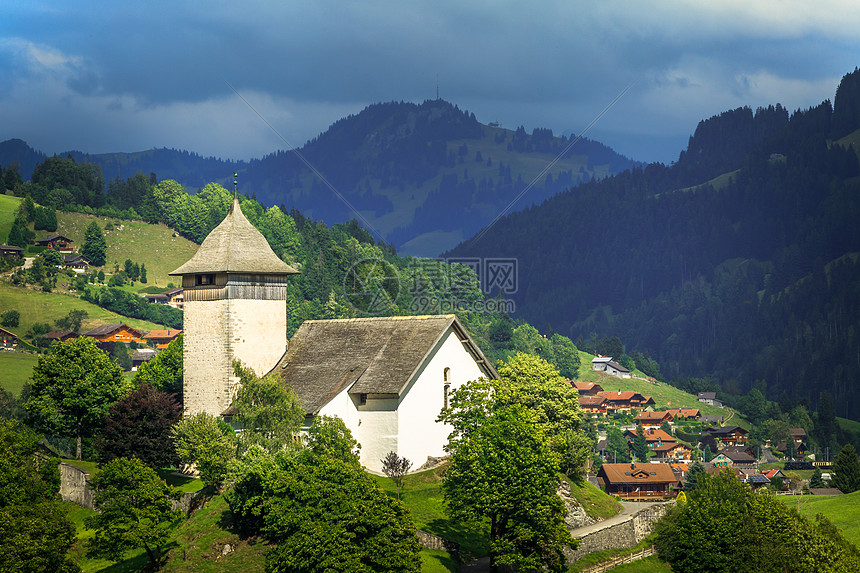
[170,199,299,276]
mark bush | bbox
[0,310,19,328]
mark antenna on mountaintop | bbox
[233,172,238,200]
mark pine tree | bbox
[810,467,825,489]
[139,263,147,283]
[832,443,860,494]
[82,221,107,266]
[633,424,649,463]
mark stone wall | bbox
[564,503,669,564]
[58,462,203,514]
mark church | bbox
[170,199,497,472]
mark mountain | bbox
[1,99,637,256]
[446,68,860,420]
[241,99,637,255]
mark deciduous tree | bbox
[134,334,183,397]
[86,457,181,570]
[26,336,128,459]
[96,384,182,469]
[232,361,304,454]
[172,412,236,488]
[381,451,412,500]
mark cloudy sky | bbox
[1,1,857,164]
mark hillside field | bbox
[779,490,860,548]
[0,351,38,395]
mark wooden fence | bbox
[579,546,656,573]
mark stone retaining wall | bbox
[564,503,669,564]
[58,462,202,514]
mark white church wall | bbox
[395,329,487,470]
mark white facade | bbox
[317,328,487,473]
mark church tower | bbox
[170,199,299,417]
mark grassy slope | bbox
[0,193,20,241]
[0,351,38,395]
[779,490,860,547]
[53,212,198,288]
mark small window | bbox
[443,367,451,409]
[359,393,367,406]
[196,273,216,286]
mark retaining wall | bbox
[565,503,669,564]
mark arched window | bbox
[443,367,451,409]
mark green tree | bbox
[655,470,860,572]
[809,467,825,489]
[381,451,413,501]
[96,384,182,469]
[250,449,421,573]
[441,398,574,573]
[0,309,19,328]
[54,309,88,333]
[26,336,128,459]
[86,457,181,570]
[233,361,304,453]
[172,412,236,488]
[606,425,631,463]
[306,415,360,465]
[0,419,79,573]
[495,352,591,477]
[832,443,860,494]
[549,333,581,379]
[140,262,147,283]
[134,334,183,397]
[632,425,649,462]
[81,221,107,266]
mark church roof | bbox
[170,199,299,276]
[271,314,497,414]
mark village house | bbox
[131,348,158,371]
[597,462,680,499]
[578,395,608,416]
[598,390,655,414]
[171,199,498,473]
[0,245,24,257]
[698,413,724,425]
[604,360,631,378]
[44,330,80,343]
[712,448,757,469]
[624,427,676,449]
[653,442,693,461]
[703,425,749,447]
[63,254,91,273]
[0,327,19,349]
[34,234,74,252]
[634,410,674,427]
[83,324,146,345]
[591,356,612,371]
[572,381,604,396]
[697,391,723,407]
[144,329,182,349]
[666,407,700,421]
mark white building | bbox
[172,199,497,473]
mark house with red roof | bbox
[597,462,680,499]
[634,410,674,427]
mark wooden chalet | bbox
[666,407,700,420]
[703,425,748,447]
[34,234,73,252]
[572,381,604,396]
[83,324,146,345]
[597,462,680,499]
[697,391,722,407]
[653,442,693,461]
[0,327,19,349]
[634,410,674,427]
[62,254,91,272]
[712,448,756,469]
[144,288,184,309]
[579,395,608,415]
[131,348,158,370]
[591,356,612,371]
[0,245,24,258]
[144,329,182,349]
[625,427,676,449]
[44,330,80,343]
[598,390,656,414]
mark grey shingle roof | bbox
[170,199,299,276]
[271,314,497,414]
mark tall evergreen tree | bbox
[832,444,860,494]
[81,221,107,267]
[633,424,649,463]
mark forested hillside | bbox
[0,99,636,256]
[447,67,860,421]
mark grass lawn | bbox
[566,477,622,520]
[372,463,489,560]
[0,193,20,242]
[0,281,168,342]
[779,490,860,547]
[608,555,673,573]
[55,212,198,288]
[0,351,38,394]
